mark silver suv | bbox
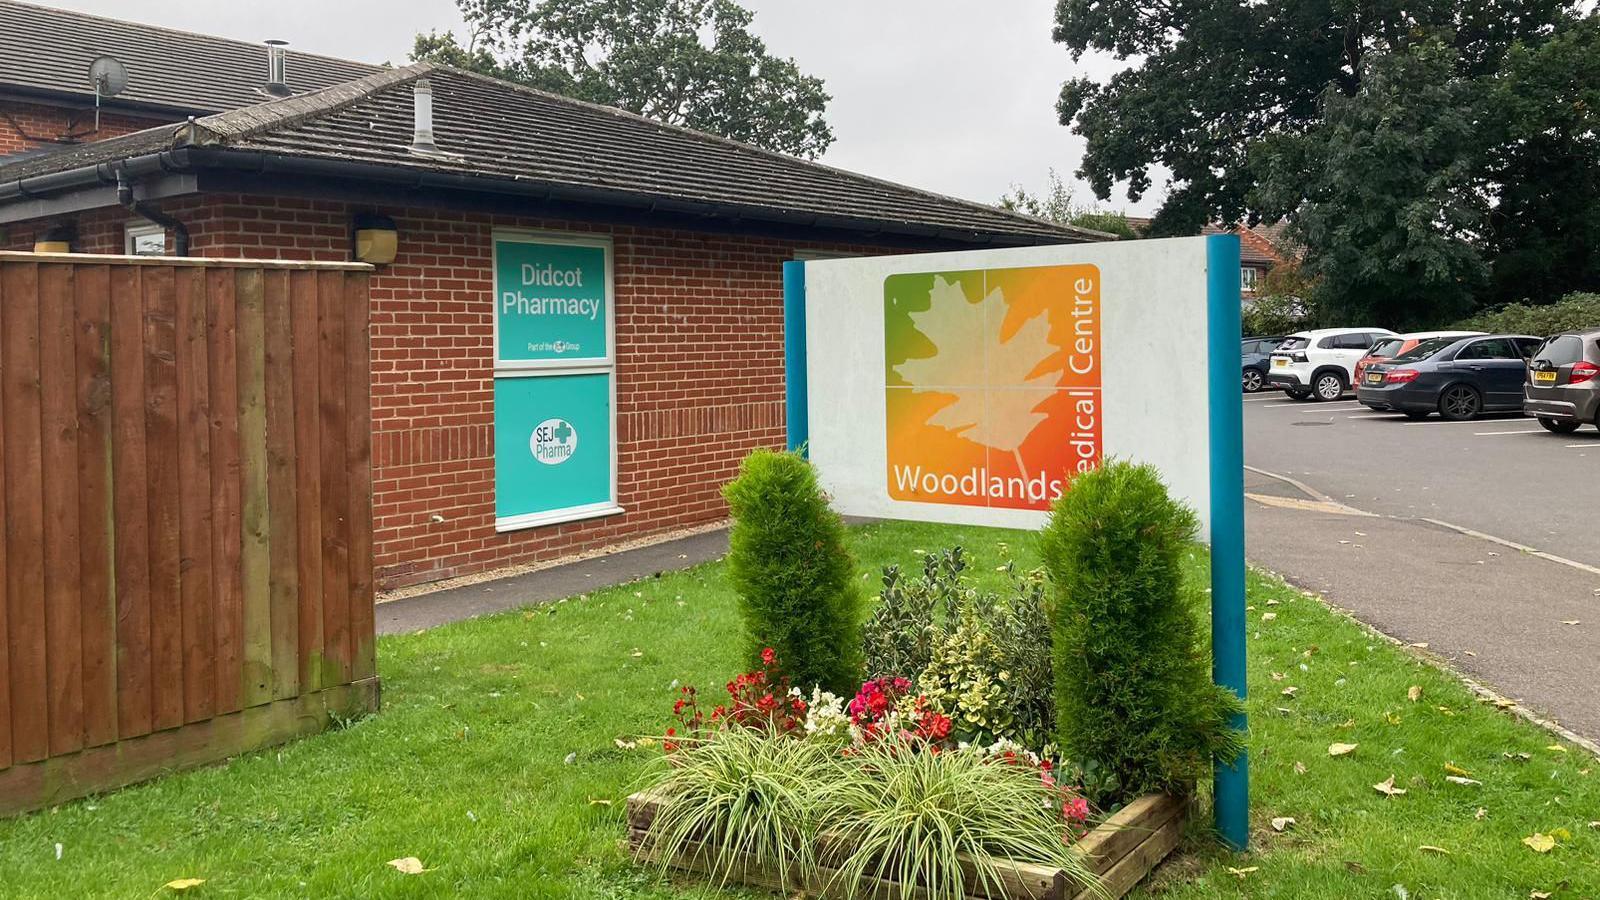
[1524,329,1600,434]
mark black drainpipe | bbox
[115,168,190,255]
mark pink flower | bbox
[1062,797,1089,823]
[760,647,777,667]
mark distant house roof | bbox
[0,0,381,116]
[0,63,1106,246]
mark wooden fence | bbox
[0,252,378,815]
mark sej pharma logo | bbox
[531,418,578,465]
[501,262,600,354]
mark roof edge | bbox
[188,63,428,145]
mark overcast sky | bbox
[47,0,1161,214]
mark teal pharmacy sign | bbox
[494,235,611,366]
[494,373,616,527]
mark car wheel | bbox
[1537,416,1580,435]
[1311,371,1346,401]
[1286,388,1312,401]
[1242,368,1264,393]
[1438,384,1482,421]
[1403,411,1430,420]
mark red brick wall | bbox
[8,194,895,588]
[0,99,168,156]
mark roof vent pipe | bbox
[264,40,290,96]
[410,78,439,154]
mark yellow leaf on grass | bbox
[1531,891,1552,899]
[1418,845,1450,855]
[387,857,428,875]
[1546,744,1568,753]
[1407,685,1422,702]
[1271,816,1296,832]
[1522,833,1556,853]
[163,879,206,891]
[1293,761,1307,775]
[1226,866,1259,879]
[1329,742,1359,757]
[1444,762,1472,777]
[1373,775,1407,797]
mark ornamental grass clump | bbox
[723,450,863,694]
[644,728,833,891]
[1041,460,1244,804]
[814,738,1099,900]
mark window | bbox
[1367,338,1403,358]
[1533,335,1583,367]
[1457,338,1517,360]
[124,222,166,256]
[1512,337,1542,359]
[1239,266,1260,292]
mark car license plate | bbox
[1273,358,1286,368]
[1533,370,1557,384]
[1366,372,1382,384]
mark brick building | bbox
[0,7,1100,590]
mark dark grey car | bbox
[1524,329,1600,434]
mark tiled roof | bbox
[0,0,381,115]
[0,64,1105,245]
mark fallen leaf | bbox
[1337,718,1356,729]
[1373,775,1407,797]
[1329,742,1359,757]
[1391,885,1409,900]
[1410,642,1429,649]
[1418,845,1450,855]
[1475,807,1488,820]
[1531,892,1551,899]
[1444,762,1473,777]
[587,798,612,806]
[1262,612,1278,622]
[1294,761,1307,775]
[1281,686,1299,698]
[1266,598,1281,606]
[1383,711,1402,726]
[1561,620,1580,626]
[1505,752,1533,762]
[1225,866,1259,879]
[1407,685,1422,702]
[388,857,427,875]
[1271,816,1296,832]
[1445,775,1483,786]
[164,879,206,891]
[1589,821,1600,829]
[563,752,577,765]
[1522,833,1556,853]
[1345,861,1368,875]
[1494,699,1516,709]
[1546,744,1568,753]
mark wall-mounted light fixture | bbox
[352,213,397,265]
[33,223,76,254]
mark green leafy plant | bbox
[861,547,969,680]
[643,728,832,891]
[1042,461,1244,804]
[814,738,1099,899]
[723,450,864,694]
[1453,292,1600,336]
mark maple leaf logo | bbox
[892,275,1062,455]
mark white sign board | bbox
[798,236,1221,538]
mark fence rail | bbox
[0,252,377,815]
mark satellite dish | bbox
[88,56,128,98]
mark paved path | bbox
[1245,467,1600,744]
[376,529,729,635]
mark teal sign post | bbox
[494,237,611,366]
[492,233,618,530]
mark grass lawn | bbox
[0,520,1594,899]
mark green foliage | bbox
[723,450,863,694]
[998,169,1137,238]
[413,0,833,158]
[1453,292,1600,335]
[813,740,1097,899]
[1041,461,1244,803]
[1241,293,1309,337]
[862,548,1055,746]
[644,729,830,891]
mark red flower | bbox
[761,647,777,667]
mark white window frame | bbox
[124,221,167,256]
[1239,266,1260,293]
[491,228,622,532]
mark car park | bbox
[1241,335,1287,392]
[1524,328,1600,434]
[1266,327,1397,401]
[1357,334,1542,420]
[1353,330,1483,387]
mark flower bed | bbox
[625,788,1187,900]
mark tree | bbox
[1053,0,1578,235]
[413,0,834,158]
[998,169,1137,238]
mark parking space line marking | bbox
[1565,443,1596,449]
[1472,429,1544,436]
[1261,401,1362,409]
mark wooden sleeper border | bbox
[625,788,1188,899]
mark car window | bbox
[1458,338,1517,360]
[1393,336,1459,362]
[1367,338,1403,358]
[1533,335,1583,367]
[1362,333,1388,347]
[1512,338,1541,359]
[1277,337,1309,352]
[1341,333,1376,349]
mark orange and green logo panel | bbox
[884,264,1101,510]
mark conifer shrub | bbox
[1041,461,1244,803]
[722,450,863,694]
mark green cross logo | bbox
[552,420,573,444]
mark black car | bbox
[1241,335,1287,393]
[1357,334,1543,420]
